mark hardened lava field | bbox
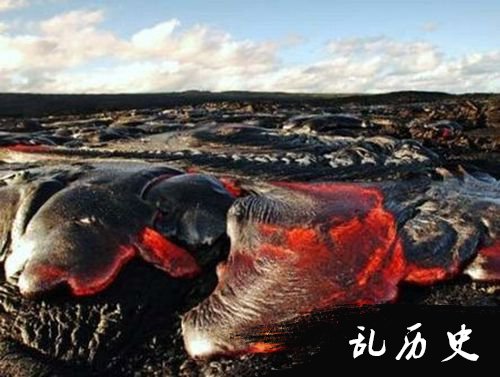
[0,91,499,376]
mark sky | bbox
[0,0,499,93]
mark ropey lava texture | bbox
[181,174,500,357]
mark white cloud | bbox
[268,37,499,93]
[327,37,442,74]
[0,9,498,93]
[0,0,27,12]
[0,9,280,92]
[131,19,180,51]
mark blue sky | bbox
[0,0,499,93]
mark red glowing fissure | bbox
[137,227,201,278]
[219,177,243,198]
[5,144,52,153]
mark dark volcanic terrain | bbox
[0,91,499,376]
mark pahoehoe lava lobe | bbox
[0,165,237,375]
[182,172,500,358]
[0,164,235,298]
